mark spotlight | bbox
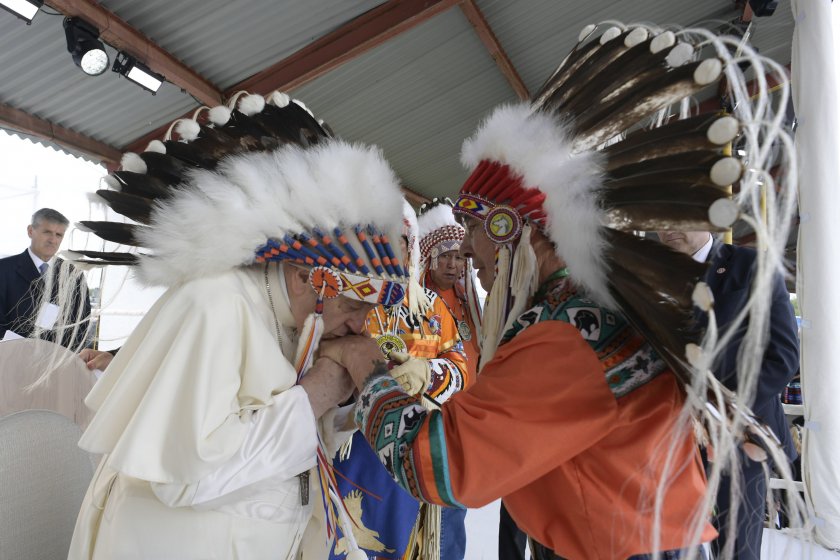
[64,17,109,76]
[112,51,164,94]
[0,0,43,23]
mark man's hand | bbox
[319,336,385,389]
[78,348,114,371]
[300,357,355,419]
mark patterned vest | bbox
[501,275,666,399]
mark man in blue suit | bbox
[0,208,90,348]
[657,230,799,560]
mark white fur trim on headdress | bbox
[136,140,405,287]
[417,204,463,244]
[461,103,611,306]
[208,106,232,126]
[145,140,167,154]
[417,204,464,245]
[174,119,201,142]
[267,91,291,107]
[238,93,266,116]
[120,152,147,174]
[102,174,120,191]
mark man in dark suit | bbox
[0,208,91,348]
[657,231,799,560]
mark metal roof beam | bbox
[0,103,121,165]
[458,0,529,100]
[229,0,460,95]
[46,0,223,106]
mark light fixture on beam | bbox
[112,51,164,94]
[64,17,109,76]
[0,0,43,24]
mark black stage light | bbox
[64,17,109,76]
[112,51,164,94]
[0,0,43,24]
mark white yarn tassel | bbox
[502,223,539,336]
[294,311,324,380]
[407,273,431,319]
[403,199,431,319]
[407,228,431,318]
[464,261,483,342]
[477,244,512,371]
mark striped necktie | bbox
[39,262,48,275]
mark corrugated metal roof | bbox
[99,0,388,88]
[291,7,519,199]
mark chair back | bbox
[0,339,96,428]
[0,409,95,560]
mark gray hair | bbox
[31,208,69,228]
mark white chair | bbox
[0,339,96,429]
[0,409,95,560]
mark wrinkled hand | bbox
[300,357,354,419]
[319,336,384,388]
[78,348,114,371]
[389,355,431,396]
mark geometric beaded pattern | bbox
[419,225,464,264]
[254,225,408,306]
[501,278,667,399]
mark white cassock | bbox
[68,263,353,560]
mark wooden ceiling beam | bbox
[0,103,121,166]
[458,0,529,100]
[401,185,430,206]
[228,0,460,96]
[46,0,223,106]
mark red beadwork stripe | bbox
[458,159,552,227]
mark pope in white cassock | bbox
[62,91,410,560]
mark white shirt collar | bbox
[691,234,714,263]
[27,248,48,271]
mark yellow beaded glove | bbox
[389,352,431,396]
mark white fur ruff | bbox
[461,103,612,306]
[136,140,405,287]
[417,203,461,241]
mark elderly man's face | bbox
[286,266,377,337]
[28,220,66,261]
[460,217,496,292]
[656,231,711,257]
[320,296,377,338]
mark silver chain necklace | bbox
[264,263,284,348]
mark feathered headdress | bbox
[454,22,804,553]
[417,197,465,273]
[68,90,409,559]
[74,91,408,308]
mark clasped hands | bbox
[318,336,431,396]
